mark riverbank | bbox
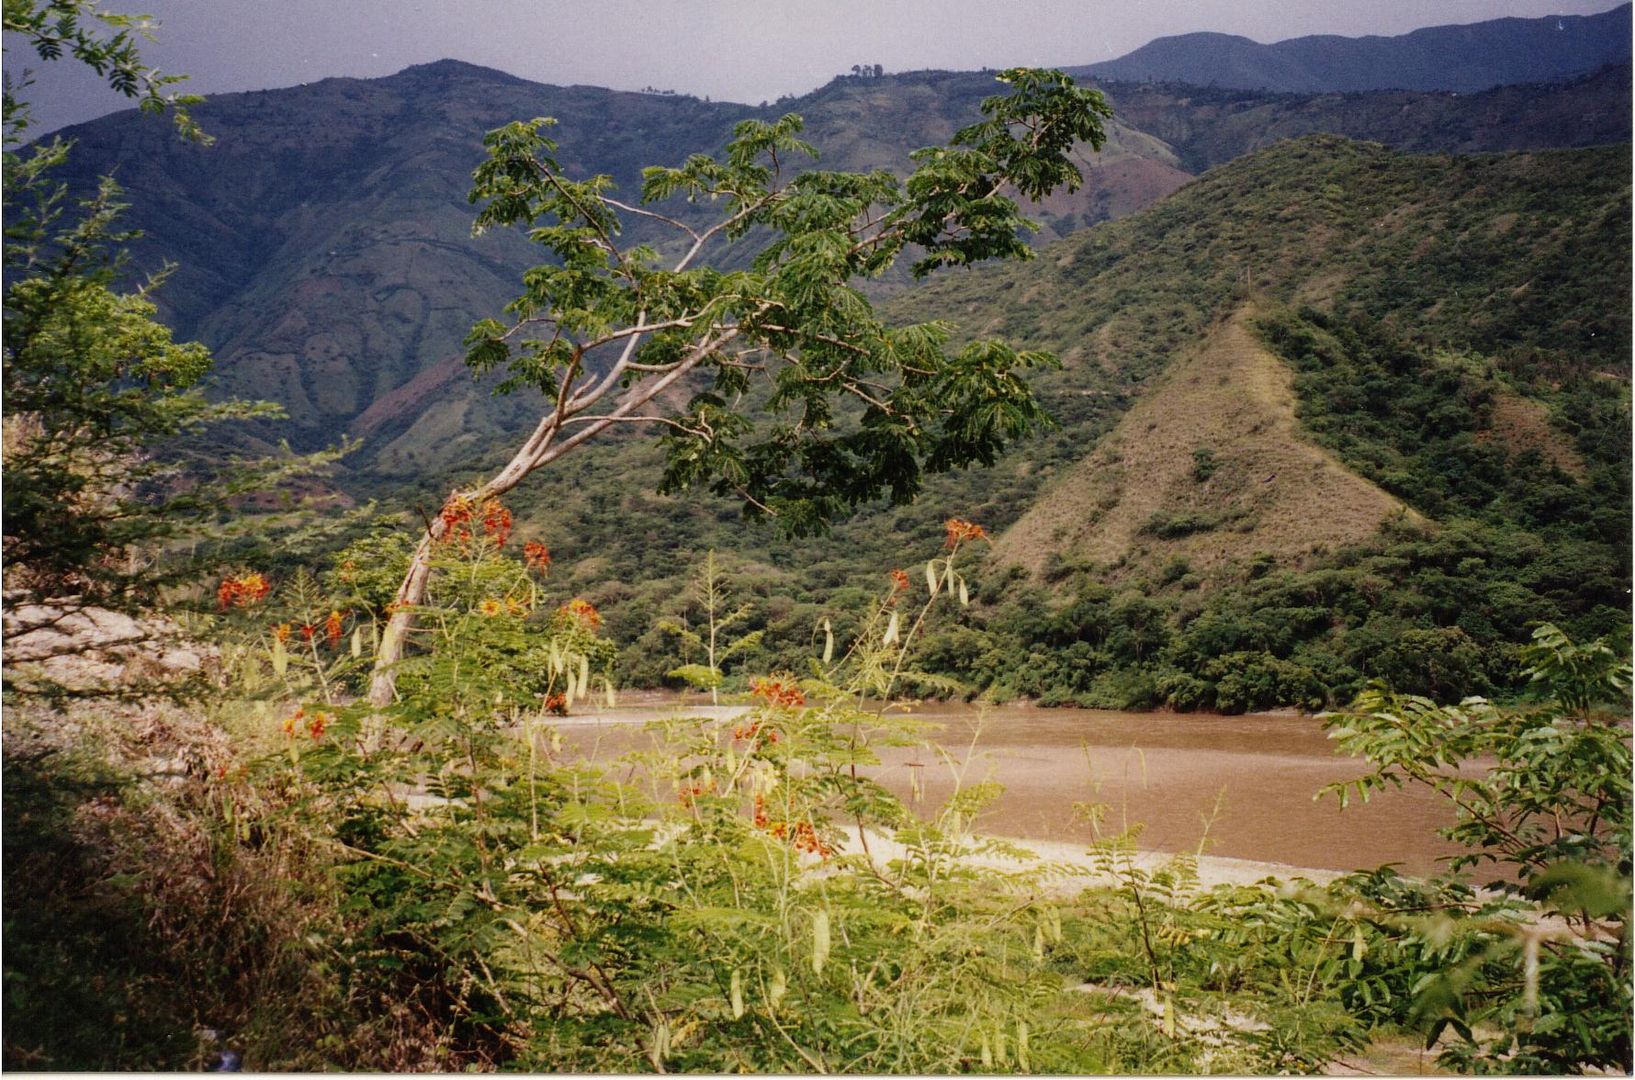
[834,826,1342,891]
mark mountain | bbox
[897,135,1629,577]
[987,308,1421,578]
[50,61,1192,472]
[44,41,1629,478]
[485,134,1629,707]
[1070,4,1631,93]
[1094,62,1633,173]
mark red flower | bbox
[438,495,475,545]
[300,624,316,642]
[523,541,552,572]
[889,568,910,593]
[944,518,989,549]
[750,677,805,709]
[543,692,568,716]
[325,609,345,647]
[480,497,513,547]
[217,572,271,610]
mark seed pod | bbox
[730,968,745,1019]
[822,619,834,664]
[925,561,939,596]
[883,611,900,646]
[812,908,831,976]
[768,965,787,1009]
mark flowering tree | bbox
[367,68,1112,704]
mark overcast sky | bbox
[7,0,1627,133]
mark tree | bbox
[366,68,1112,704]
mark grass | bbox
[990,307,1417,581]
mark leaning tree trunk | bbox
[365,339,717,707]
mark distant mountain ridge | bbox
[1071,4,1631,92]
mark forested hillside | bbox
[338,135,1630,712]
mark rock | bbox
[2,596,219,694]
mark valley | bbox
[4,3,1630,1072]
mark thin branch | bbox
[601,196,702,241]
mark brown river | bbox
[556,698,1467,878]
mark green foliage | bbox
[1,164,273,605]
[457,69,1106,537]
[1322,624,1633,1072]
[2,5,335,700]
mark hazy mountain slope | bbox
[51,61,1169,468]
[1097,62,1632,173]
[900,137,1630,382]
[44,42,1629,476]
[989,308,1417,577]
[1071,5,1631,92]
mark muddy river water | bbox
[556,699,1467,878]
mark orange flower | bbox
[480,498,513,547]
[273,623,292,643]
[523,541,551,572]
[561,598,602,630]
[217,572,271,610]
[889,568,910,593]
[750,798,831,859]
[282,706,304,737]
[325,609,345,646]
[543,692,568,716]
[503,596,528,616]
[678,778,717,806]
[307,711,329,740]
[479,598,504,617]
[750,677,805,709]
[944,518,989,549]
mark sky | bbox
[6,0,1627,134]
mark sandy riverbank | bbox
[833,827,1343,891]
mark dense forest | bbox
[3,2,1630,1073]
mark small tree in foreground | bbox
[367,68,1112,704]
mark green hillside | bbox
[326,136,1628,711]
